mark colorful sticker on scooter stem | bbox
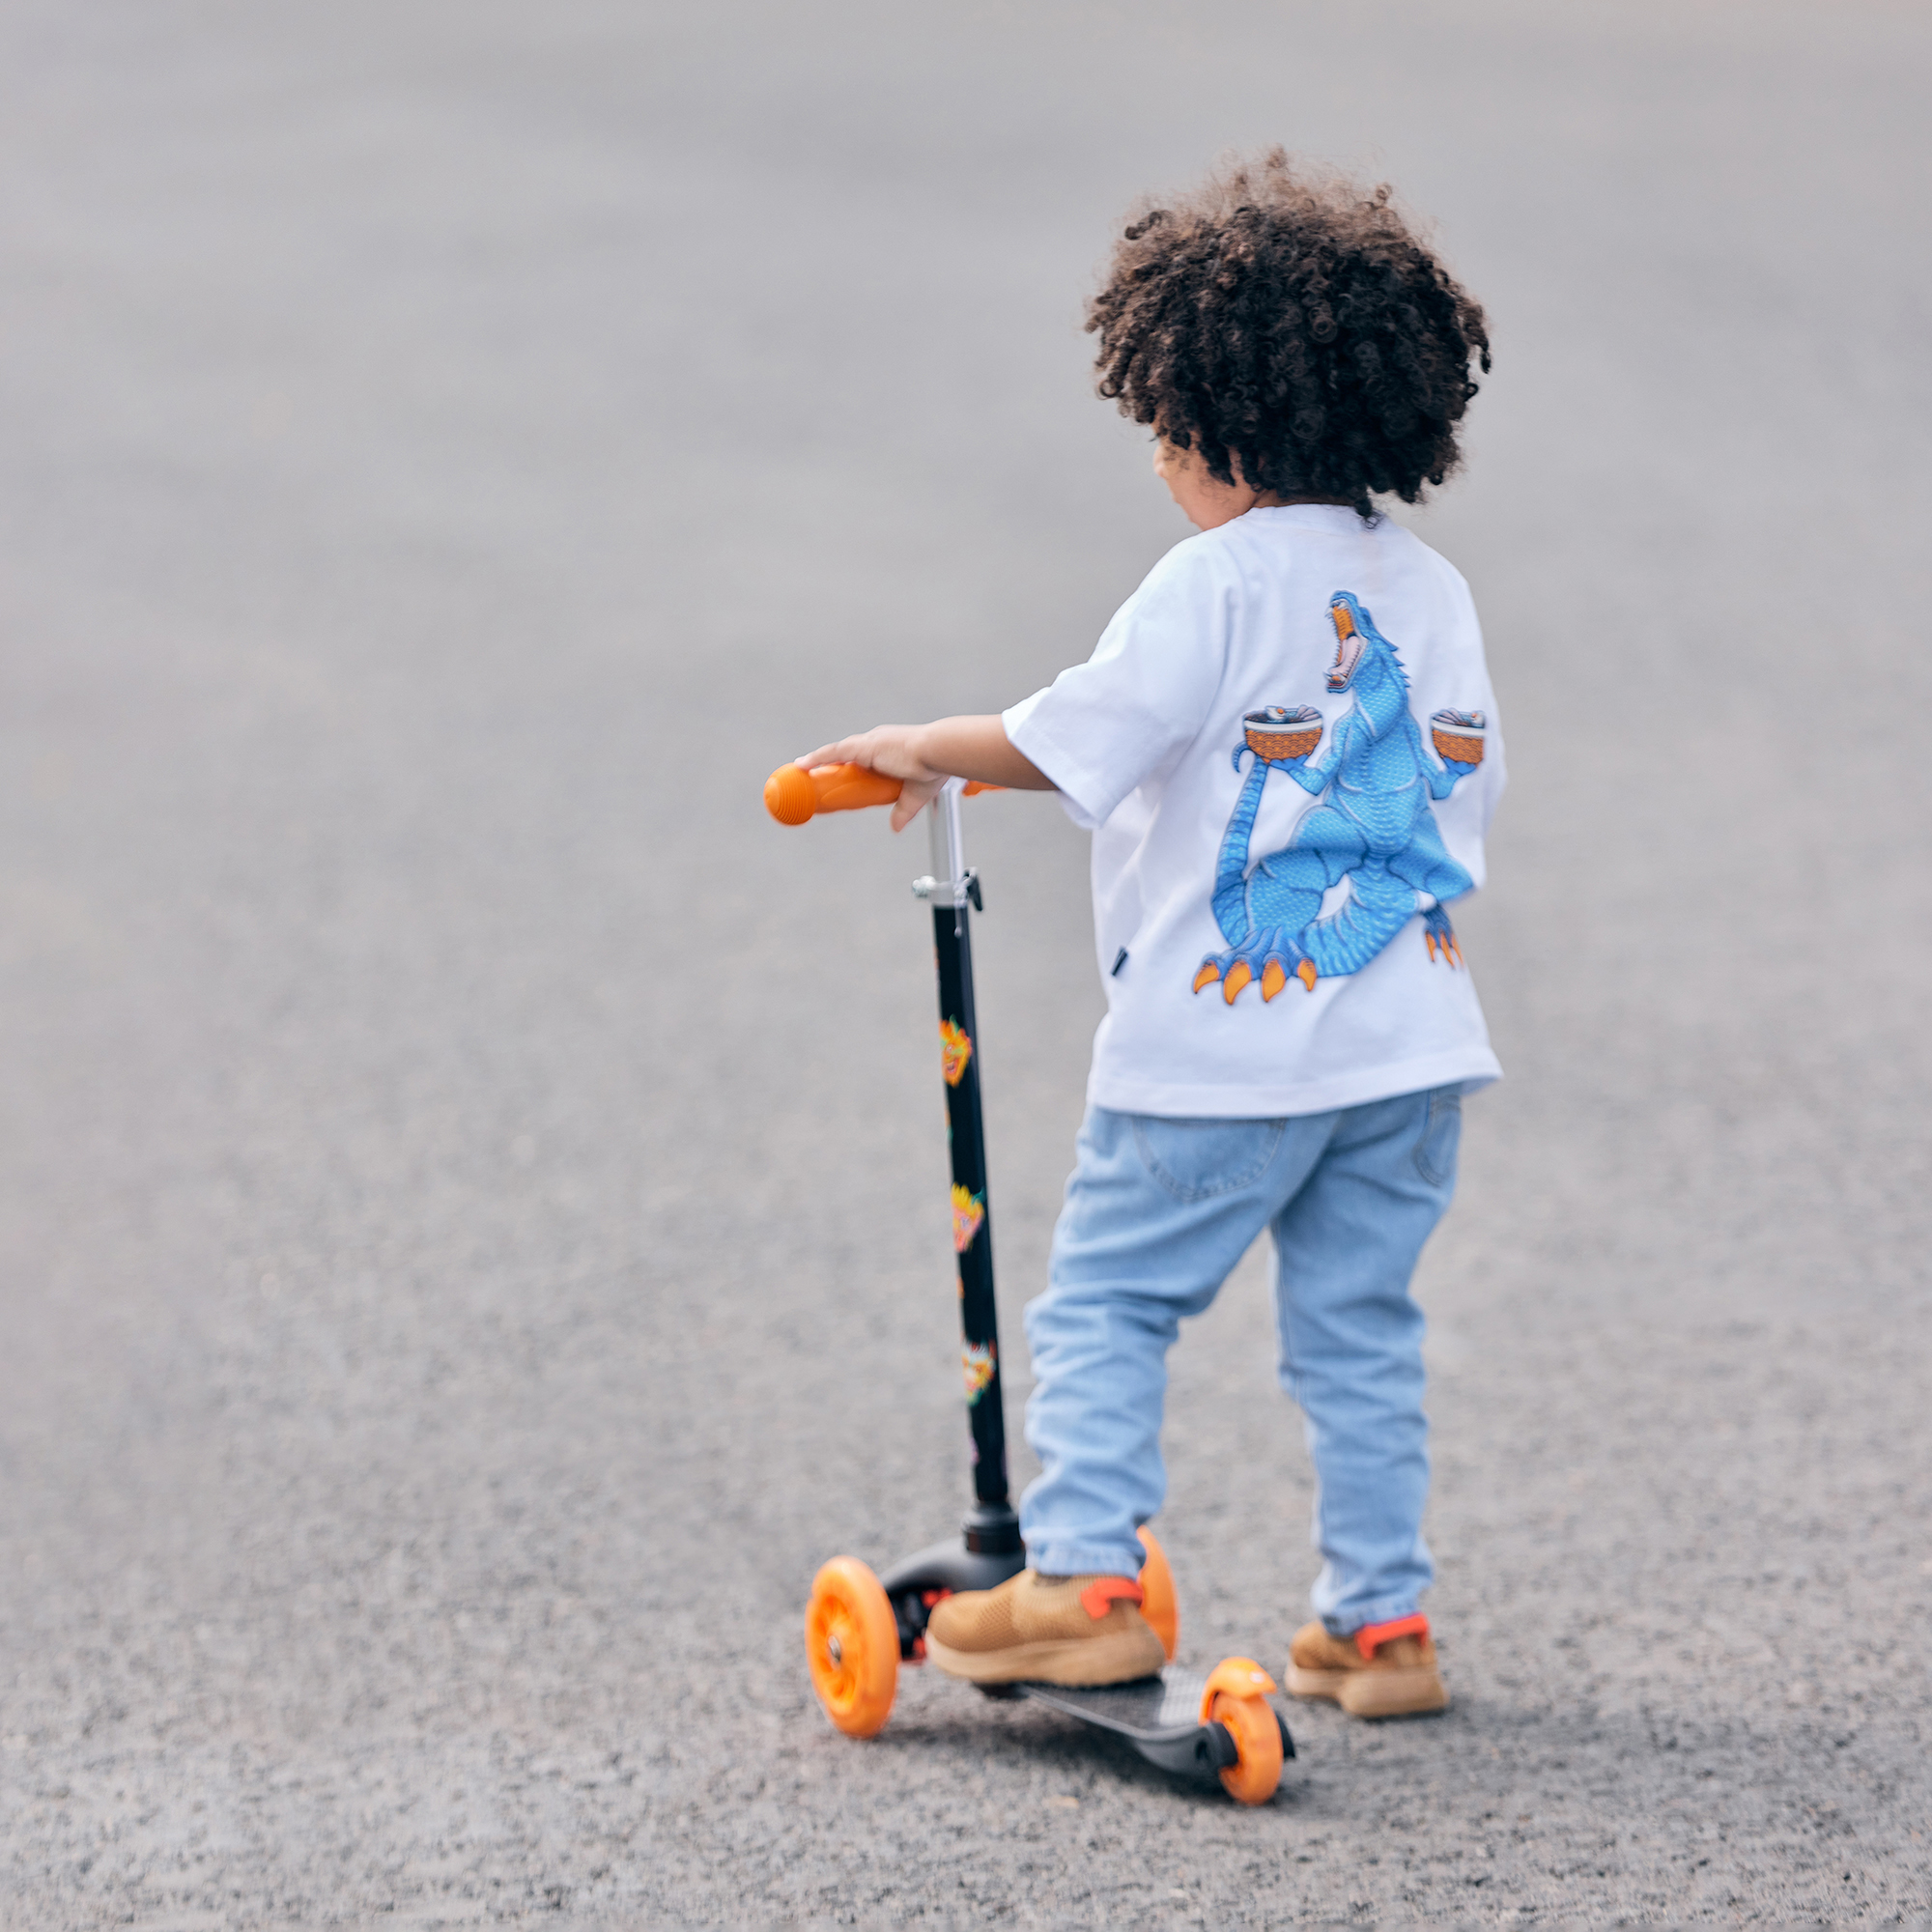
[951,1183,985,1253]
[962,1340,995,1405]
[939,1019,973,1087]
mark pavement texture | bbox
[3,1,1930,1924]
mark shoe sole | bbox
[1285,1662,1449,1719]
[924,1629,1167,1687]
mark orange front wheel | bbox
[1201,1657,1283,1804]
[1135,1525,1179,1662]
[1210,1690,1284,1804]
[805,1556,899,1737]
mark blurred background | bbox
[2,0,1928,1922]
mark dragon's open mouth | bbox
[1327,598,1364,691]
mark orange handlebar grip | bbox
[764,762,904,824]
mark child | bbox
[798,152,1500,1719]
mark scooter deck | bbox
[991,1667,1295,1779]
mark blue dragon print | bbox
[1193,590,1486,1004]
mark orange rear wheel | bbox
[1210,1689,1284,1804]
[805,1556,898,1737]
[1135,1525,1179,1662]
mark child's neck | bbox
[1253,491,1354,509]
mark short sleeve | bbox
[1001,537,1234,831]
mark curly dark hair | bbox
[1087,151,1492,516]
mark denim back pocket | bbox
[1131,1116,1285,1203]
[1413,1087,1463,1188]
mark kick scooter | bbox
[764,760,1292,1804]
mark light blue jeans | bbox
[1020,1087,1462,1635]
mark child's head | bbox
[1087,151,1491,519]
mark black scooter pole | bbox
[915,781,1022,1558]
[764,759,1028,1644]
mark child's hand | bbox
[797,726,945,832]
[797,716,1053,831]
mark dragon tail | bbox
[1209,753,1270,946]
[1301,862,1418,979]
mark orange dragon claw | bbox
[1260,958,1288,1002]
[1193,961,1222,994]
[1222,960,1253,1004]
[1422,915,1463,967]
[1296,959,1319,993]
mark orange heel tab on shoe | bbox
[1198,1657,1277,1722]
[1078,1577,1144,1619]
[1354,1613,1429,1661]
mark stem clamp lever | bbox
[912,867,981,911]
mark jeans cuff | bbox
[1322,1597,1423,1638]
[1024,1543,1144,1580]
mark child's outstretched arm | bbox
[795,717,1053,832]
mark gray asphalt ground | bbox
[4,1,1931,1924]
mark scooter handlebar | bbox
[764,762,998,825]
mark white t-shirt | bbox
[1004,503,1505,1119]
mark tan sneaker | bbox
[1285,1613,1449,1718]
[923,1570,1167,1687]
